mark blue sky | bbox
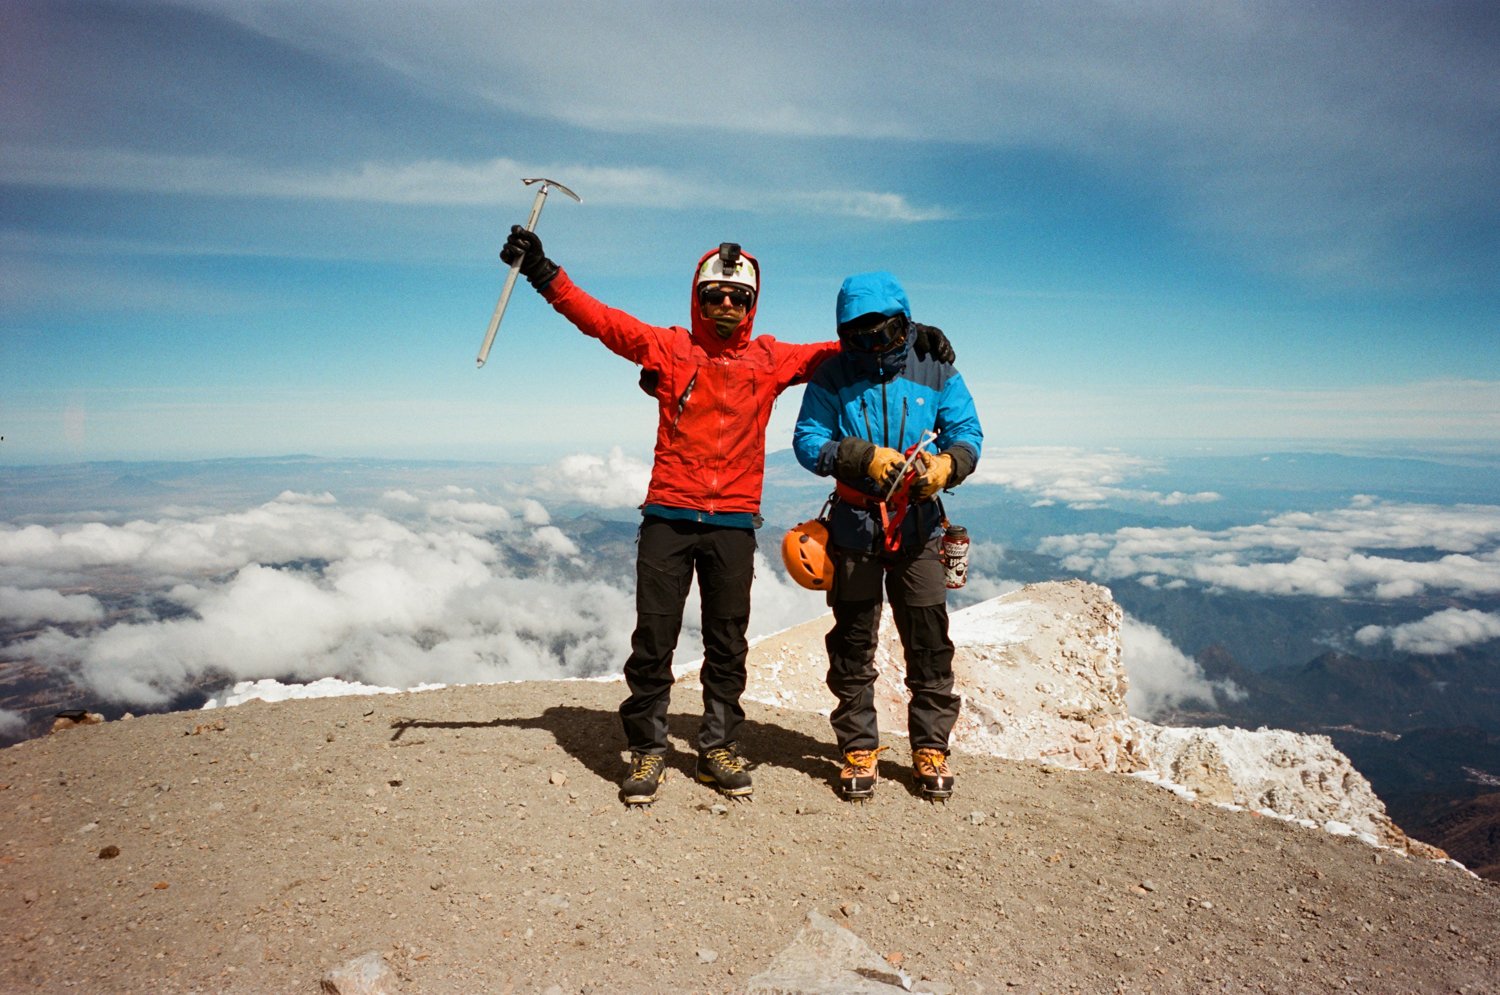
[3,0,1498,464]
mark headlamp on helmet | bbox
[695,242,758,307]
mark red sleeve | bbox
[541,268,676,370]
[770,339,841,390]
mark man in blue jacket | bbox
[792,271,983,801]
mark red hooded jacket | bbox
[542,248,837,516]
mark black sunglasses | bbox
[698,283,754,309]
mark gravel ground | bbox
[2,679,1497,994]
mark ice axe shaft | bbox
[476,177,581,369]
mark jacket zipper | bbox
[880,381,889,447]
[711,359,727,511]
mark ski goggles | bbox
[840,312,909,352]
[698,283,755,309]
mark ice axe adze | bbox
[476,177,581,368]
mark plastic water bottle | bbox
[941,523,970,589]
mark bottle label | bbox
[941,526,970,590]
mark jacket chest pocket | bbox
[671,358,761,447]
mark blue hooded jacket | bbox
[793,272,983,553]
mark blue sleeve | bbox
[793,379,841,476]
[935,371,982,480]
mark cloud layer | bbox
[0,148,948,223]
[1122,615,1243,719]
[14,0,1490,286]
[1356,608,1500,655]
[0,480,829,708]
[1041,497,1500,600]
[968,448,1221,508]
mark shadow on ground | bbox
[390,692,928,800]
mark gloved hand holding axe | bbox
[476,177,580,368]
[869,431,940,552]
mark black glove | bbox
[499,225,559,290]
[912,323,955,364]
[638,368,660,396]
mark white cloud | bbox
[529,525,579,558]
[0,466,832,709]
[425,499,513,527]
[168,0,1497,285]
[0,147,949,222]
[535,447,652,509]
[1122,615,1242,719]
[1355,609,1500,655]
[1041,498,1500,600]
[0,586,104,625]
[0,482,628,704]
[517,499,551,526]
[0,709,25,739]
[380,489,420,505]
[967,447,1221,508]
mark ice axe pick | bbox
[476,177,581,368]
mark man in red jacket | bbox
[501,228,951,804]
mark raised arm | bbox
[502,226,674,370]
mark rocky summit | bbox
[2,583,1496,993]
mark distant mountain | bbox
[1334,728,1500,880]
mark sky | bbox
[3,0,1498,464]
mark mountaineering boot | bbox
[912,747,955,800]
[696,744,753,798]
[621,752,665,805]
[840,747,884,800]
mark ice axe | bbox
[476,177,581,368]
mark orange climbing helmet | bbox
[782,519,835,591]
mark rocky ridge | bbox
[684,580,1444,861]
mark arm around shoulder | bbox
[773,339,841,389]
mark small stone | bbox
[697,948,718,964]
[887,891,901,904]
[322,951,398,995]
[98,845,120,860]
[1201,901,1215,910]
[549,771,567,786]
[840,901,861,918]
[1140,879,1158,892]
[968,811,986,826]
[886,951,905,968]
[711,803,728,816]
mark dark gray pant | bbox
[825,535,959,754]
[619,517,756,755]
